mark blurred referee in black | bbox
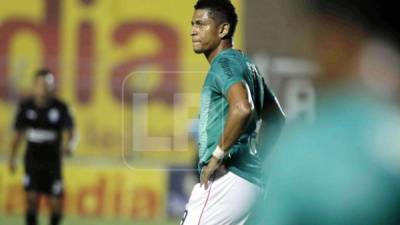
[9,69,76,225]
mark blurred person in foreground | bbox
[9,69,76,225]
[261,0,400,225]
[180,0,285,224]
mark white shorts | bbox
[180,171,262,225]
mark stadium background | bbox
[0,0,316,224]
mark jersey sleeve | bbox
[263,81,277,105]
[13,101,26,132]
[62,104,75,130]
[210,56,245,97]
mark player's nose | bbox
[191,26,198,37]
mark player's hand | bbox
[9,158,17,174]
[200,156,221,190]
[63,147,73,157]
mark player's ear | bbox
[219,23,230,39]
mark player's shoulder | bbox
[214,49,245,64]
[17,96,34,108]
[51,97,70,109]
[211,49,247,74]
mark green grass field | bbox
[0,214,179,225]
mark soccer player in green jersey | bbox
[260,1,400,225]
[180,0,285,224]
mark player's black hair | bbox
[35,68,52,79]
[306,0,400,49]
[194,0,238,39]
[34,69,55,89]
[307,0,378,31]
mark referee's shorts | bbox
[24,169,63,197]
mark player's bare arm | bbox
[62,129,75,157]
[200,82,252,189]
[9,131,24,174]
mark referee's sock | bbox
[50,212,62,225]
[26,210,37,225]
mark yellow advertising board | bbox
[0,0,244,163]
[0,164,167,218]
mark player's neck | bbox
[205,40,233,63]
[34,96,51,108]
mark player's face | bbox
[191,9,221,54]
[33,75,54,99]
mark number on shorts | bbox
[180,210,188,225]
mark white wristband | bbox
[212,146,226,160]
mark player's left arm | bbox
[62,129,75,156]
[200,82,251,188]
[62,104,77,156]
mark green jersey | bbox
[259,88,400,225]
[198,48,275,186]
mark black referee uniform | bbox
[13,97,74,196]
